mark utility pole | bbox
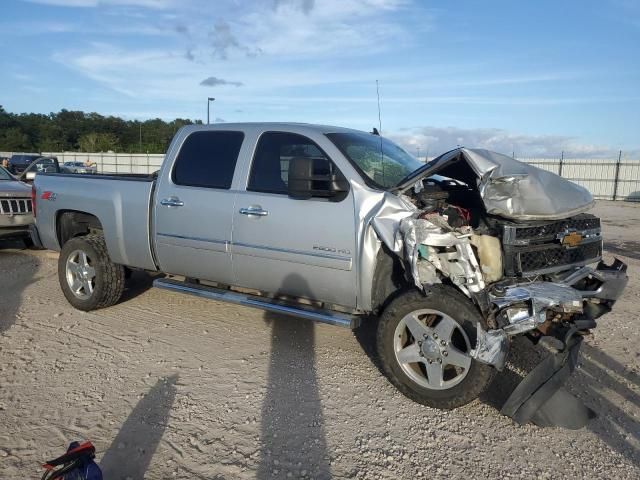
[139,123,142,152]
[207,97,215,124]
[613,150,623,201]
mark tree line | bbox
[0,105,202,154]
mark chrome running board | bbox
[153,278,360,329]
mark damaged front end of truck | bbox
[366,147,628,428]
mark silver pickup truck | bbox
[32,123,627,427]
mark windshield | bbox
[326,132,423,189]
[0,167,14,180]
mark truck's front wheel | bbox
[377,286,495,409]
[58,234,125,311]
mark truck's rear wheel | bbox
[58,234,125,311]
[377,286,495,409]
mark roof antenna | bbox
[376,79,383,134]
[375,79,385,182]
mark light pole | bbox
[207,97,215,124]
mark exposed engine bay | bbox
[396,169,627,370]
[366,147,629,428]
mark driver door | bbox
[231,131,358,308]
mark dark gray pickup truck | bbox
[32,123,628,427]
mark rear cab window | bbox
[172,131,244,189]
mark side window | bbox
[248,132,340,195]
[172,131,244,189]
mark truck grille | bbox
[516,241,602,275]
[502,214,602,276]
[0,198,33,215]
[504,214,601,245]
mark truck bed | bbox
[34,172,157,270]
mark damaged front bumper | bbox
[470,258,627,429]
[471,258,628,370]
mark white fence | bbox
[517,156,640,202]
[2,151,639,202]
[1,151,164,175]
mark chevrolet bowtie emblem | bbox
[561,231,583,247]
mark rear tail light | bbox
[31,185,36,218]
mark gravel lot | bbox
[0,201,638,479]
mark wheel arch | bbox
[56,210,104,247]
[370,243,411,314]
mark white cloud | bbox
[50,0,418,98]
[1,19,172,36]
[237,0,413,57]
[24,0,175,7]
[164,0,416,62]
[388,126,634,159]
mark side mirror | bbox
[287,157,349,201]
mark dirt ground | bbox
[0,201,638,479]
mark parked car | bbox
[8,153,42,175]
[62,161,97,174]
[16,156,64,184]
[0,165,34,242]
[35,157,60,173]
[31,123,627,427]
[15,156,94,185]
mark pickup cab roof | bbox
[178,122,365,136]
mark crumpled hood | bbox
[395,147,594,221]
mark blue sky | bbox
[1,0,639,157]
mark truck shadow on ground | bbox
[603,241,640,261]
[483,338,639,464]
[258,274,331,480]
[118,270,164,304]
[0,240,38,333]
[100,374,178,478]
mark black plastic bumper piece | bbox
[501,334,596,429]
[593,258,628,302]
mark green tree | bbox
[0,105,199,153]
[0,127,32,151]
[78,132,119,152]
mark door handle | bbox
[160,197,184,207]
[239,206,269,217]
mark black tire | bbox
[58,234,125,311]
[377,285,495,409]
